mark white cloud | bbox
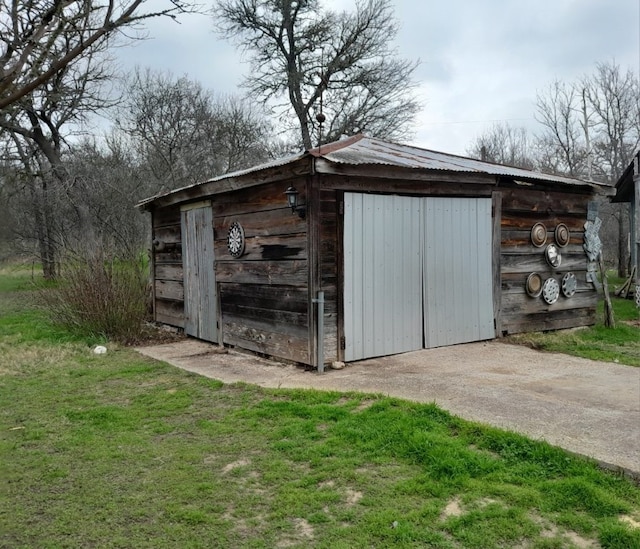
[114,0,640,155]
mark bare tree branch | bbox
[0,0,200,109]
[213,0,420,149]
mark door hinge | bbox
[339,201,344,215]
[340,336,346,350]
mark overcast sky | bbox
[117,0,639,155]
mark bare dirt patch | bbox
[564,531,597,548]
[353,399,377,412]
[620,514,640,529]
[476,497,499,508]
[440,498,463,519]
[345,488,362,506]
[276,518,314,548]
[293,517,314,538]
[222,459,250,474]
[535,515,596,548]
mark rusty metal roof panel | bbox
[138,134,610,209]
[311,135,600,187]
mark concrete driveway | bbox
[136,339,640,479]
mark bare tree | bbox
[535,61,639,277]
[584,62,640,181]
[535,80,587,177]
[584,62,639,277]
[0,36,116,277]
[0,0,198,110]
[0,1,202,276]
[63,134,151,257]
[467,123,536,170]
[213,0,420,149]
[117,69,272,192]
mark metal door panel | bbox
[423,197,493,347]
[344,193,423,361]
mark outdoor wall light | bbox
[284,185,306,219]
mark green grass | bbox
[507,293,640,367]
[2,267,640,548]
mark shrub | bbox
[41,250,149,343]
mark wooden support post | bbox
[599,252,615,328]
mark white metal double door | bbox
[343,193,494,361]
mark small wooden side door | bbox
[181,202,217,342]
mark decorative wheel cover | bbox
[561,272,577,298]
[227,221,245,258]
[545,243,562,268]
[531,222,547,247]
[555,223,570,247]
[542,277,560,304]
[525,272,543,298]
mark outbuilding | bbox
[613,151,639,304]
[138,135,610,369]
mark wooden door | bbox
[181,202,217,342]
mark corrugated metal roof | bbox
[310,134,602,187]
[138,134,609,208]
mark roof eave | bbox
[137,155,313,211]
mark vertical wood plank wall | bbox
[181,204,217,342]
[318,185,340,363]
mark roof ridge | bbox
[307,133,365,157]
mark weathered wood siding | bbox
[212,179,311,364]
[317,181,340,363]
[499,186,598,334]
[152,205,184,327]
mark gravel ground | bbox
[136,339,640,479]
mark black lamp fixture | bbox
[284,185,306,219]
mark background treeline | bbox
[467,61,638,278]
[0,0,636,283]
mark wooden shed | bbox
[138,135,610,368]
[613,151,639,303]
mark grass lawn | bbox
[1,265,640,548]
[506,275,640,367]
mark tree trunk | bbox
[40,178,57,280]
